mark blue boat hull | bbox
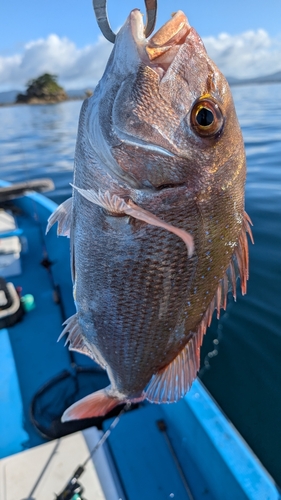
[0,180,279,499]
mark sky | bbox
[0,0,280,92]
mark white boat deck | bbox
[0,426,121,500]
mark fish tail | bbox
[61,386,124,421]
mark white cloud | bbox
[203,30,281,79]
[0,34,112,91]
[0,29,281,91]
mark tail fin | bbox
[61,386,124,421]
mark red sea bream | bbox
[47,9,253,420]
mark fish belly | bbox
[73,194,199,396]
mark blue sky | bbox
[0,0,280,91]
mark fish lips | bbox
[124,9,192,78]
[108,12,200,189]
[92,11,219,191]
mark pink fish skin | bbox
[47,9,253,421]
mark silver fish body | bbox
[47,10,252,420]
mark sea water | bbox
[1,83,281,485]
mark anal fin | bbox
[145,333,200,403]
[46,197,72,237]
[58,313,101,364]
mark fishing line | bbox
[55,402,130,500]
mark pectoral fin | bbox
[72,185,194,257]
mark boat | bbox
[0,179,280,500]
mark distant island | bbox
[0,69,281,107]
[16,73,68,104]
[227,70,281,86]
[13,73,93,105]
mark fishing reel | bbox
[55,466,86,500]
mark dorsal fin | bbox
[145,333,199,403]
[145,211,253,404]
[199,210,253,336]
[46,197,72,237]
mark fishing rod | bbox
[55,403,130,500]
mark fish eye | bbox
[190,97,224,138]
[196,108,214,126]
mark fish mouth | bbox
[130,9,191,75]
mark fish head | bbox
[86,9,245,193]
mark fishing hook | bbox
[92,0,157,43]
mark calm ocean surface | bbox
[1,83,281,485]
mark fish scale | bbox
[47,9,252,420]
[74,195,203,388]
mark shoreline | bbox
[0,96,87,108]
[0,79,281,108]
[1,79,281,107]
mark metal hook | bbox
[143,0,158,39]
[92,0,157,43]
